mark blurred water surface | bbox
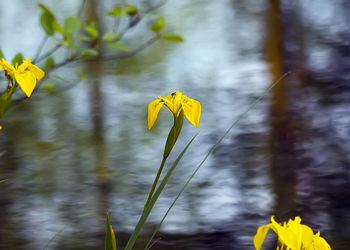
[0,0,350,249]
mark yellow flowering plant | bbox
[144,91,201,208]
[254,216,331,250]
[0,57,45,97]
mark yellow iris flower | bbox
[0,58,45,97]
[148,91,201,130]
[254,216,331,250]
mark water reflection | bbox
[1,0,350,249]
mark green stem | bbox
[124,135,197,250]
[144,157,167,210]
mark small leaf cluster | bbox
[150,16,184,42]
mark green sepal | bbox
[11,53,23,67]
[0,84,17,119]
[0,48,4,59]
[163,112,184,158]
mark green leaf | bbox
[52,22,64,35]
[0,85,17,119]
[80,70,87,79]
[11,53,23,66]
[162,34,184,42]
[64,16,81,34]
[38,3,54,16]
[40,12,55,35]
[40,81,56,94]
[105,213,117,250]
[62,34,75,48]
[107,42,129,51]
[45,57,54,70]
[78,35,94,42]
[108,6,124,16]
[124,2,138,15]
[0,48,4,59]
[84,22,98,39]
[38,3,55,36]
[151,16,165,33]
[102,33,120,42]
[79,48,99,58]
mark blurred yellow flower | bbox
[0,58,45,97]
[254,216,331,250]
[148,91,201,129]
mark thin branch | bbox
[97,36,159,61]
[50,35,159,71]
[35,44,62,64]
[33,36,49,62]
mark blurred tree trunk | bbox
[266,0,298,220]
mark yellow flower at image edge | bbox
[254,216,331,250]
[148,91,201,129]
[0,58,45,97]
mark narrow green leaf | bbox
[151,16,165,33]
[64,16,81,34]
[79,48,99,58]
[124,2,138,15]
[0,85,17,119]
[0,48,4,59]
[108,6,124,16]
[162,34,184,42]
[102,33,120,42]
[107,42,129,51]
[105,212,117,250]
[124,135,197,250]
[11,53,23,66]
[52,22,64,35]
[45,56,54,70]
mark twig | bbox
[33,36,49,62]
[97,36,159,61]
[35,44,62,64]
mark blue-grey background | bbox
[0,0,350,249]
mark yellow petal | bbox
[15,71,36,97]
[1,58,15,73]
[271,216,301,250]
[18,58,31,72]
[28,63,45,80]
[312,232,331,250]
[182,97,201,127]
[300,224,315,248]
[253,224,271,250]
[148,98,164,129]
